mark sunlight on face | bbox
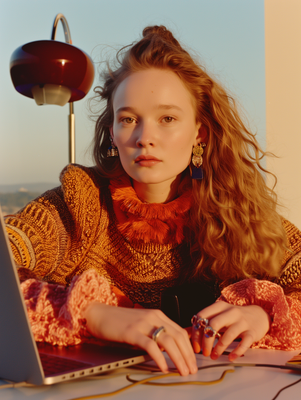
[111,69,201,196]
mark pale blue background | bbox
[0,0,265,185]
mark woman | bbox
[5,26,301,376]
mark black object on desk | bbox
[161,281,217,328]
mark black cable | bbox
[157,362,301,373]
[271,376,301,400]
[1,361,301,399]
[136,362,301,399]
[212,363,301,400]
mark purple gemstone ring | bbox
[191,315,209,330]
[204,325,221,339]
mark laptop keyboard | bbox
[39,353,93,376]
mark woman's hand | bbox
[82,302,198,376]
[191,301,271,361]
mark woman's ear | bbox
[109,127,115,144]
[194,124,208,146]
[198,124,208,144]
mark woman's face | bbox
[111,68,201,190]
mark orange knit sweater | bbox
[4,164,301,349]
[5,164,192,308]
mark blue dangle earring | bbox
[107,138,119,157]
[191,143,206,179]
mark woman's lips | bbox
[135,155,161,167]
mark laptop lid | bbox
[0,206,44,385]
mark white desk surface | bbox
[1,347,301,400]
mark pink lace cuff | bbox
[21,269,117,346]
[218,279,301,350]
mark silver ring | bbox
[204,325,221,339]
[152,326,166,343]
[191,315,209,330]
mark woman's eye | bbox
[121,117,135,124]
[162,116,174,123]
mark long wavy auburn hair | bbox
[91,26,287,285]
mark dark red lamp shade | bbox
[10,40,95,106]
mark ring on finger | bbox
[191,315,209,330]
[152,326,166,343]
[203,325,221,339]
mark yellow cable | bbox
[126,369,234,386]
[69,369,235,400]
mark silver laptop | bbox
[0,206,149,385]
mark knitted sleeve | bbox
[218,221,301,350]
[5,185,72,278]
[4,164,106,282]
[219,277,301,350]
[275,219,301,301]
[21,269,118,346]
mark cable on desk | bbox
[271,376,301,400]
[1,362,301,399]
[68,362,301,399]
[69,368,234,399]
[126,368,234,386]
[130,362,301,400]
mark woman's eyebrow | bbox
[156,104,183,112]
[116,105,183,113]
[116,106,136,114]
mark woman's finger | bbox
[84,304,197,374]
[197,301,233,320]
[171,330,198,375]
[227,332,256,361]
[143,327,196,375]
[153,324,197,375]
[156,332,190,375]
[208,312,250,359]
[192,307,235,357]
[131,332,170,372]
[121,310,196,375]
[195,304,270,361]
[191,315,209,354]
[151,311,197,374]
[193,305,248,357]
[202,326,220,357]
[191,323,203,354]
[122,323,178,373]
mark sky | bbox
[0,0,265,186]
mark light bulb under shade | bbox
[31,84,72,106]
[10,40,95,104]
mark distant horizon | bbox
[0,182,60,194]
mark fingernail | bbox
[203,349,210,357]
[193,342,201,354]
[211,350,218,360]
[229,354,238,362]
[192,365,198,374]
[162,365,169,373]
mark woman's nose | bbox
[136,137,154,147]
[135,123,155,147]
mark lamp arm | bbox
[51,13,72,44]
[69,103,75,164]
[51,13,75,164]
